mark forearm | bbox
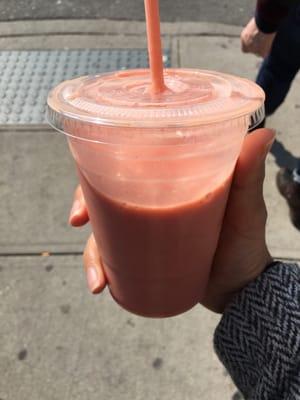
[214,262,300,399]
[255,0,290,33]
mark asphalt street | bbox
[0,0,255,25]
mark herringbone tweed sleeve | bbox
[214,262,300,399]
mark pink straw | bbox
[144,0,166,94]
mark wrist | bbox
[203,251,273,314]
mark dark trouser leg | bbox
[256,58,294,117]
[255,7,300,176]
[256,6,300,117]
[256,55,298,118]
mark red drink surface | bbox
[78,169,232,317]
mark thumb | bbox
[228,128,275,233]
[233,128,275,190]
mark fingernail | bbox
[69,200,81,221]
[87,267,99,293]
[264,139,275,156]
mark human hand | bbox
[202,128,275,312]
[241,17,276,58]
[69,129,275,312]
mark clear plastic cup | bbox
[47,68,265,318]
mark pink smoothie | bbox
[78,168,232,317]
[58,66,262,317]
[48,65,264,317]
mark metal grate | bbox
[0,49,171,125]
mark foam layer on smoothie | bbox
[68,69,229,107]
[48,68,265,130]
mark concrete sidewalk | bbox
[0,19,299,400]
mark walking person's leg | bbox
[256,6,300,228]
[256,6,300,118]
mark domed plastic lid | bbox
[47,68,265,130]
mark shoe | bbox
[276,168,300,229]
